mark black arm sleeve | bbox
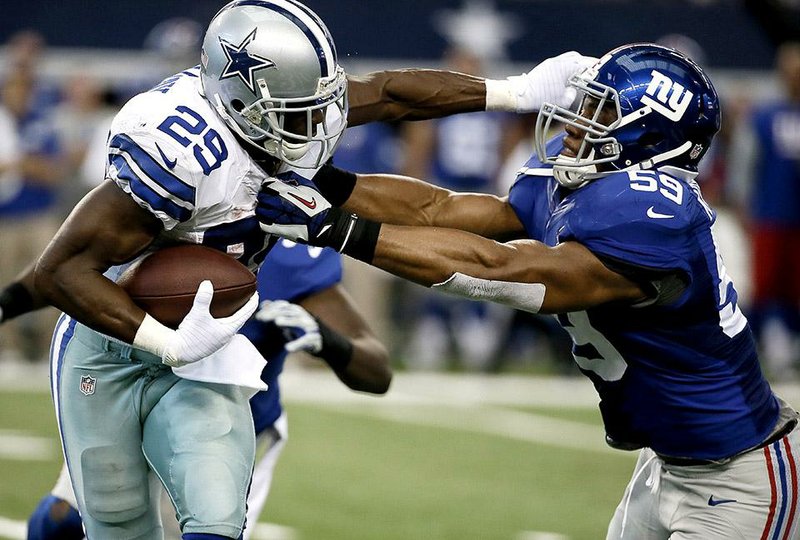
[312,163,358,207]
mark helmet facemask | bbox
[535,72,623,188]
[214,65,348,169]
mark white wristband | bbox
[132,314,176,360]
[484,79,517,111]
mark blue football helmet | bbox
[534,43,721,188]
[200,0,348,169]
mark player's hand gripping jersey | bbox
[509,137,780,461]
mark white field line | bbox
[0,516,25,540]
[0,430,54,461]
[516,532,570,540]
[329,402,623,455]
[251,522,297,540]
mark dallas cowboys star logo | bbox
[219,28,275,92]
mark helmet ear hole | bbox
[231,99,245,112]
[637,131,665,150]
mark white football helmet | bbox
[200,0,348,168]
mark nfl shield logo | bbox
[79,375,96,396]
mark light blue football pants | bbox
[50,315,255,540]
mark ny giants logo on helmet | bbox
[641,70,694,122]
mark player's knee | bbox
[80,446,150,524]
[26,495,83,540]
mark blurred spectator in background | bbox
[52,74,115,217]
[729,42,800,379]
[0,45,65,363]
[4,30,61,111]
[398,45,518,371]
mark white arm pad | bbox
[484,79,519,112]
[432,272,546,313]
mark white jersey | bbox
[105,67,341,277]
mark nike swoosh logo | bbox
[647,206,674,219]
[708,495,737,506]
[287,191,317,209]
[155,143,178,170]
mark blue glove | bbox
[257,177,381,261]
[256,179,333,244]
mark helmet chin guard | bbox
[200,0,348,169]
[534,43,721,188]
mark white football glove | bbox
[133,280,259,367]
[485,51,598,112]
[255,299,322,354]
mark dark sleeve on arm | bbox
[312,163,357,207]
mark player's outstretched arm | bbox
[311,166,526,240]
[255,189,646,314]
[372,227,646,314]
[346,51,596,126]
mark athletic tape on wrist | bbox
[132,314,176,361]
[484,79,517,112]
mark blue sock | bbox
[183,534,241,540]
[27,495,83,540]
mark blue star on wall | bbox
[218,28,275,93]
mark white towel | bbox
[172,335,268,398]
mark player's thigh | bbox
[54,320,162,537]
[668,433,800,540]
[142,379,255,537]
[606,449,668,540]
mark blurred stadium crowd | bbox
[1,0,799,379]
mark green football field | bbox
[10,368,792,540]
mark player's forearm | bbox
[346,70,487,126]
[335,334,391,394]
[318,171,523,239]
[34,258,146,343]
[372,224,521,286]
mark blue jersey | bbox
[508,139,779,460]
[239,240,343,434]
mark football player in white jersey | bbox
[0,1,593,538]
[257,43,800,539]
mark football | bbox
[117,244,257,329]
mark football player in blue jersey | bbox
[25,239,389,540]
[257,43,800,539]
[0,0,592,537]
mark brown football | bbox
[117,244,257,329]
